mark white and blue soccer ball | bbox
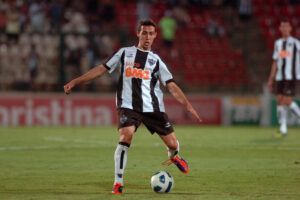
[150,171,174,193]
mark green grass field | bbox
[0,126,300,200]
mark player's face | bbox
[137,25,157,50]
[279,22,292,38]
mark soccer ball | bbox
[150,171,174,193]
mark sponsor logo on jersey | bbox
[125,67,150,80]
[148,58,155,66]
[279,50,291,58]
[126,62,140,68]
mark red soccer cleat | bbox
[112,183,123,194]
[162,155,189,174]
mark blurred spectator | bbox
[0,43,15,90]
[238,0,252,21]
[28,44,39,90]
[86,0,100,32]
[29,0,45,32]
[6,5,20,41]
[159,10,177,47]
[19,1,29,32]
[49,0,62,33]
[137,0,151,21]
[62,8,89,33]
[65,35,81,83]
[12,41,30,91]
[167,0,177,7]
[172,3,190,29]
[0,9,7,33]
[100,0,116,25]
[206,19,225,38]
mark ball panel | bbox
[154,186,162,192]
[165,181,173,193]
[159,175,165,184]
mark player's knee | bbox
[119,128,134,143]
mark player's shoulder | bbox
[291,36,300,44]
[274,38,282,44]
[117,46,135,53]
[288,36,299,42]
[148,51,164,63]
[113,46,136,57]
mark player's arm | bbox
[267,60,277,92]
[166,81,202,123]
[64,65,108,95]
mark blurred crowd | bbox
[0,0,238,92]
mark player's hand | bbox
[267,80,273,92]
[187,104,202,123]
[64,81,76,95]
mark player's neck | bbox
[137,44,151,51]
[282,34,290,39]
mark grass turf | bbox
[0,126,300,200]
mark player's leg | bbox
[276,94,284,124]
[142,112,189,173]
[277,95,287,135]
[277,95,288,135]
[159,133,189,173]
[112,108,141,194]
[289,100,300,122]
[113,126,135,186]
[283,80,300,123]
[159,132,179,158]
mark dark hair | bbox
[280,17,290,23]
[137,19,157,32]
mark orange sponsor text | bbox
[279,51,291,58]
[126,62,140,68]
[125,67,150,80]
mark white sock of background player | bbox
[279,105,287,134]
[289,101,300,122]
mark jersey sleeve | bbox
[272,40,279,61]
[103,48,124,73]
[296,39,300,51]
[158,59,174,86]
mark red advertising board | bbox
[0,96,221,126]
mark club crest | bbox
[120,115,128,124]
[148,59,155,66]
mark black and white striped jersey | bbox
[104,46,174,113]
[272,36,300,81]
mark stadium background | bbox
[0,0,300,126]
[1,1,300,200]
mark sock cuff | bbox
[119,142,130,148]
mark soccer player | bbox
[267,18,300,136]
[64,19,202,194]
